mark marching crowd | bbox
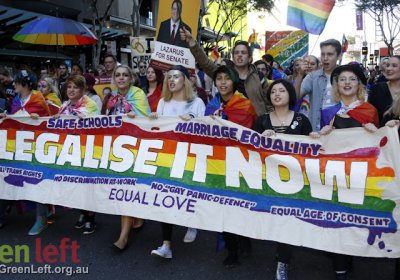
[1,26,400,280]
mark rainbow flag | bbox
[210,46,220,62]
[248,30,261,54]
[287,0,335,35]
[342,34,348,53]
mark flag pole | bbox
[310,34,320,55]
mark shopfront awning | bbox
[1,49,71,59]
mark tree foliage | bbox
[204,0,275,49]
[355,0,400,56]
[131,0,144,37]
[86,0,115,67]
[249,0,275,11]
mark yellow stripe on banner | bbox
[6,139,16,153]
[365,177,392,197]
[288,1,331,19]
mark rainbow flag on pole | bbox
[341,34,348,53]
[287,0,335,35]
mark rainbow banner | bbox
[0,116,400,257]
[265,30,308,68]
[287,0,335,35]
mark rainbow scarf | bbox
[287,0,335,35]
[59,95,99,117]
[44,92,62,107]
[205,92,257,129]
[11,90,50,117]
[321,102,379,128]
[43,92,62,115]
[147,84,162,113]
[107,86,150,117]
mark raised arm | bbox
[180,26,218,78]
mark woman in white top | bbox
[155,66,205,119]
[150,65,205,259]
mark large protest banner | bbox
[265,30,308,68]
[0,116,399,258]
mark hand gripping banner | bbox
[0,115,399,257]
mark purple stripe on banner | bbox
[287,7,328,35]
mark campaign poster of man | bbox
[150,0,200,73]
[156,0,199,48]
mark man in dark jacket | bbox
[180,27,271,116]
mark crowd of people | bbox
[1,28,400,280]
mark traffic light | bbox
[362,47,368,55]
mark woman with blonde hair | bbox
[320,63,378,130]
[369,55,400,123]
[314,62,378,280]
[107,65,150,251]
[38,77,61,114]
[105,65,149,116]
[380,56,400,280]
[150,65,205,259]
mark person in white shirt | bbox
[149,65,205,259]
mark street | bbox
[0,207,396,280]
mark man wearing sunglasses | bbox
[180,28,270,116]
[137,60,147,88]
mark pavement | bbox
[0,207,396,280]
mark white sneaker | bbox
[183,228,197,243]
[151,244,172,259]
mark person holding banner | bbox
[144,66,164,112]
[0,70,51,235]
[316,63,379,280]
[380,57,400,280]
[57,75,100,234]
[150,65,205,259]
[107,65,151,252]
[369,56,400,124]
[319,63,379,132]
[253,79,312,280]
[157,0,191,48]
[205,65,257,268]
[180,27,271,116]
